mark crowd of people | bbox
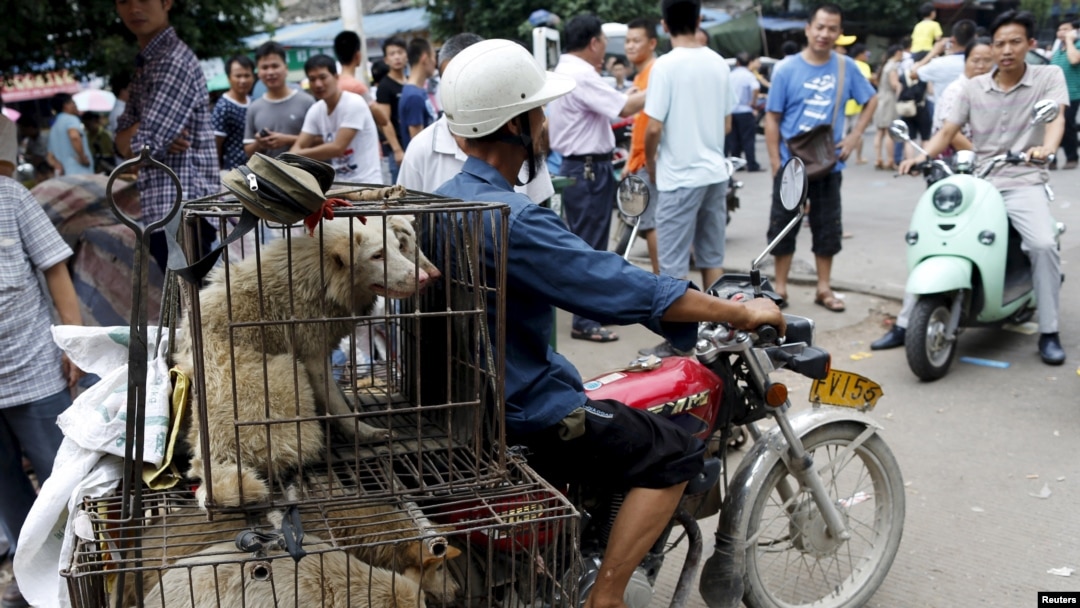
[1,0,1077,605]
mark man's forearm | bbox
[920,122,960,159]
[381,123,403,154]
[1066,42,1080,65]
[852,96,878,137]
[644,120,661,168]
[44,263,82,326]
[292,141,346,161]
[764,113,781,172]
[1043,113,1066,151]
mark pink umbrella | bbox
[1,107,19,122]
[73,89,117,113]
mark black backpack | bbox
[897,69,927,105]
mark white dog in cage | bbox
[175,214,437,508]
[342,215,441,377]
[142,537,428,608]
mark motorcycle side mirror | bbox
[750,158,808,296]
[616,174,651,262]
[616,174,650,218]
[1031,99,1059,124]
[777,158,808,212]
[888,120,911,143]
[889,118,931,157]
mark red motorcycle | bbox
[453,160,906,608]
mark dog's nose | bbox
[416,268,431,286]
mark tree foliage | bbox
[424,0,661,44]
[1,0,271,81]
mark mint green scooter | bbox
[888,100,1065,380]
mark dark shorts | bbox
[510,398,706,491]
[767,169,843,258]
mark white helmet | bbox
[441,39,575,139]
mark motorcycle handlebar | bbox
[755,325,779,344]
[976,152,1055,178]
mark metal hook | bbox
[104,145,184,245]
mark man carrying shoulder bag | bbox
[763,3,877,312]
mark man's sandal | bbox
[814,291,846,313]
[570,327,619,342]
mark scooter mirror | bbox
[616,174,650,218]
[888,119,910,143]
[778,157,808,212]
[1031,99,1059,125]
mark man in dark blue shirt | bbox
[398,38,437,151]
[436,39,785,608]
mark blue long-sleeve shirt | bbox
[435,157,697,434]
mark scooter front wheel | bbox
[906,296,957,381]
[740,422,905,608]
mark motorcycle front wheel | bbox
[905,296,957,381]
[740,422,905,608]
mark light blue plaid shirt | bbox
[0,177,72,407]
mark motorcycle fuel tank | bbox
[583,357,723,440]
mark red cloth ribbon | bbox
[303,198,365,236]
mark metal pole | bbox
[340,0,368,81]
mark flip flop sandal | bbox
[814,292,846,313]
[571,327,619,342]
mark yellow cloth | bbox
[911,20,943,53]
[845,60,873,116]
[140,367,191,490]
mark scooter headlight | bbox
[932,184,963,214]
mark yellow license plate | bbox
[809,369,883,410]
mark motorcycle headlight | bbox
[932,184,963,214]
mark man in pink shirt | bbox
[548,13,645,343]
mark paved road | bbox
[557,152,1080,606]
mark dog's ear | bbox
[330,220,366,269]
[387,214,416,237]
[420,543,461,567]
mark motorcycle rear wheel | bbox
[906,296,956,381]
[740,422,905,608]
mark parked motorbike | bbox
[456,159,906,608]
[613,157,746,259]
[888,99,1066,380]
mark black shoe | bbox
[1038,332,1066,365]
[637,340,691,358]
[870,326,906,350]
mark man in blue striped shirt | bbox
[114,0,218,275]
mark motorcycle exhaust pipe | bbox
[698,531,745,608]
[669,507,702,608]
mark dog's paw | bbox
[198,464,270,509]
[356,422,393,442]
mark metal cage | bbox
[63,461,580,608]
[172,193,512,511]
[60,181,584,608]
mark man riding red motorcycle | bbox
[433,38,785,608]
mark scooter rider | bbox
[876,10,1069,365]
[434,39,785,608]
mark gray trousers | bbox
[898,185,1060,334]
